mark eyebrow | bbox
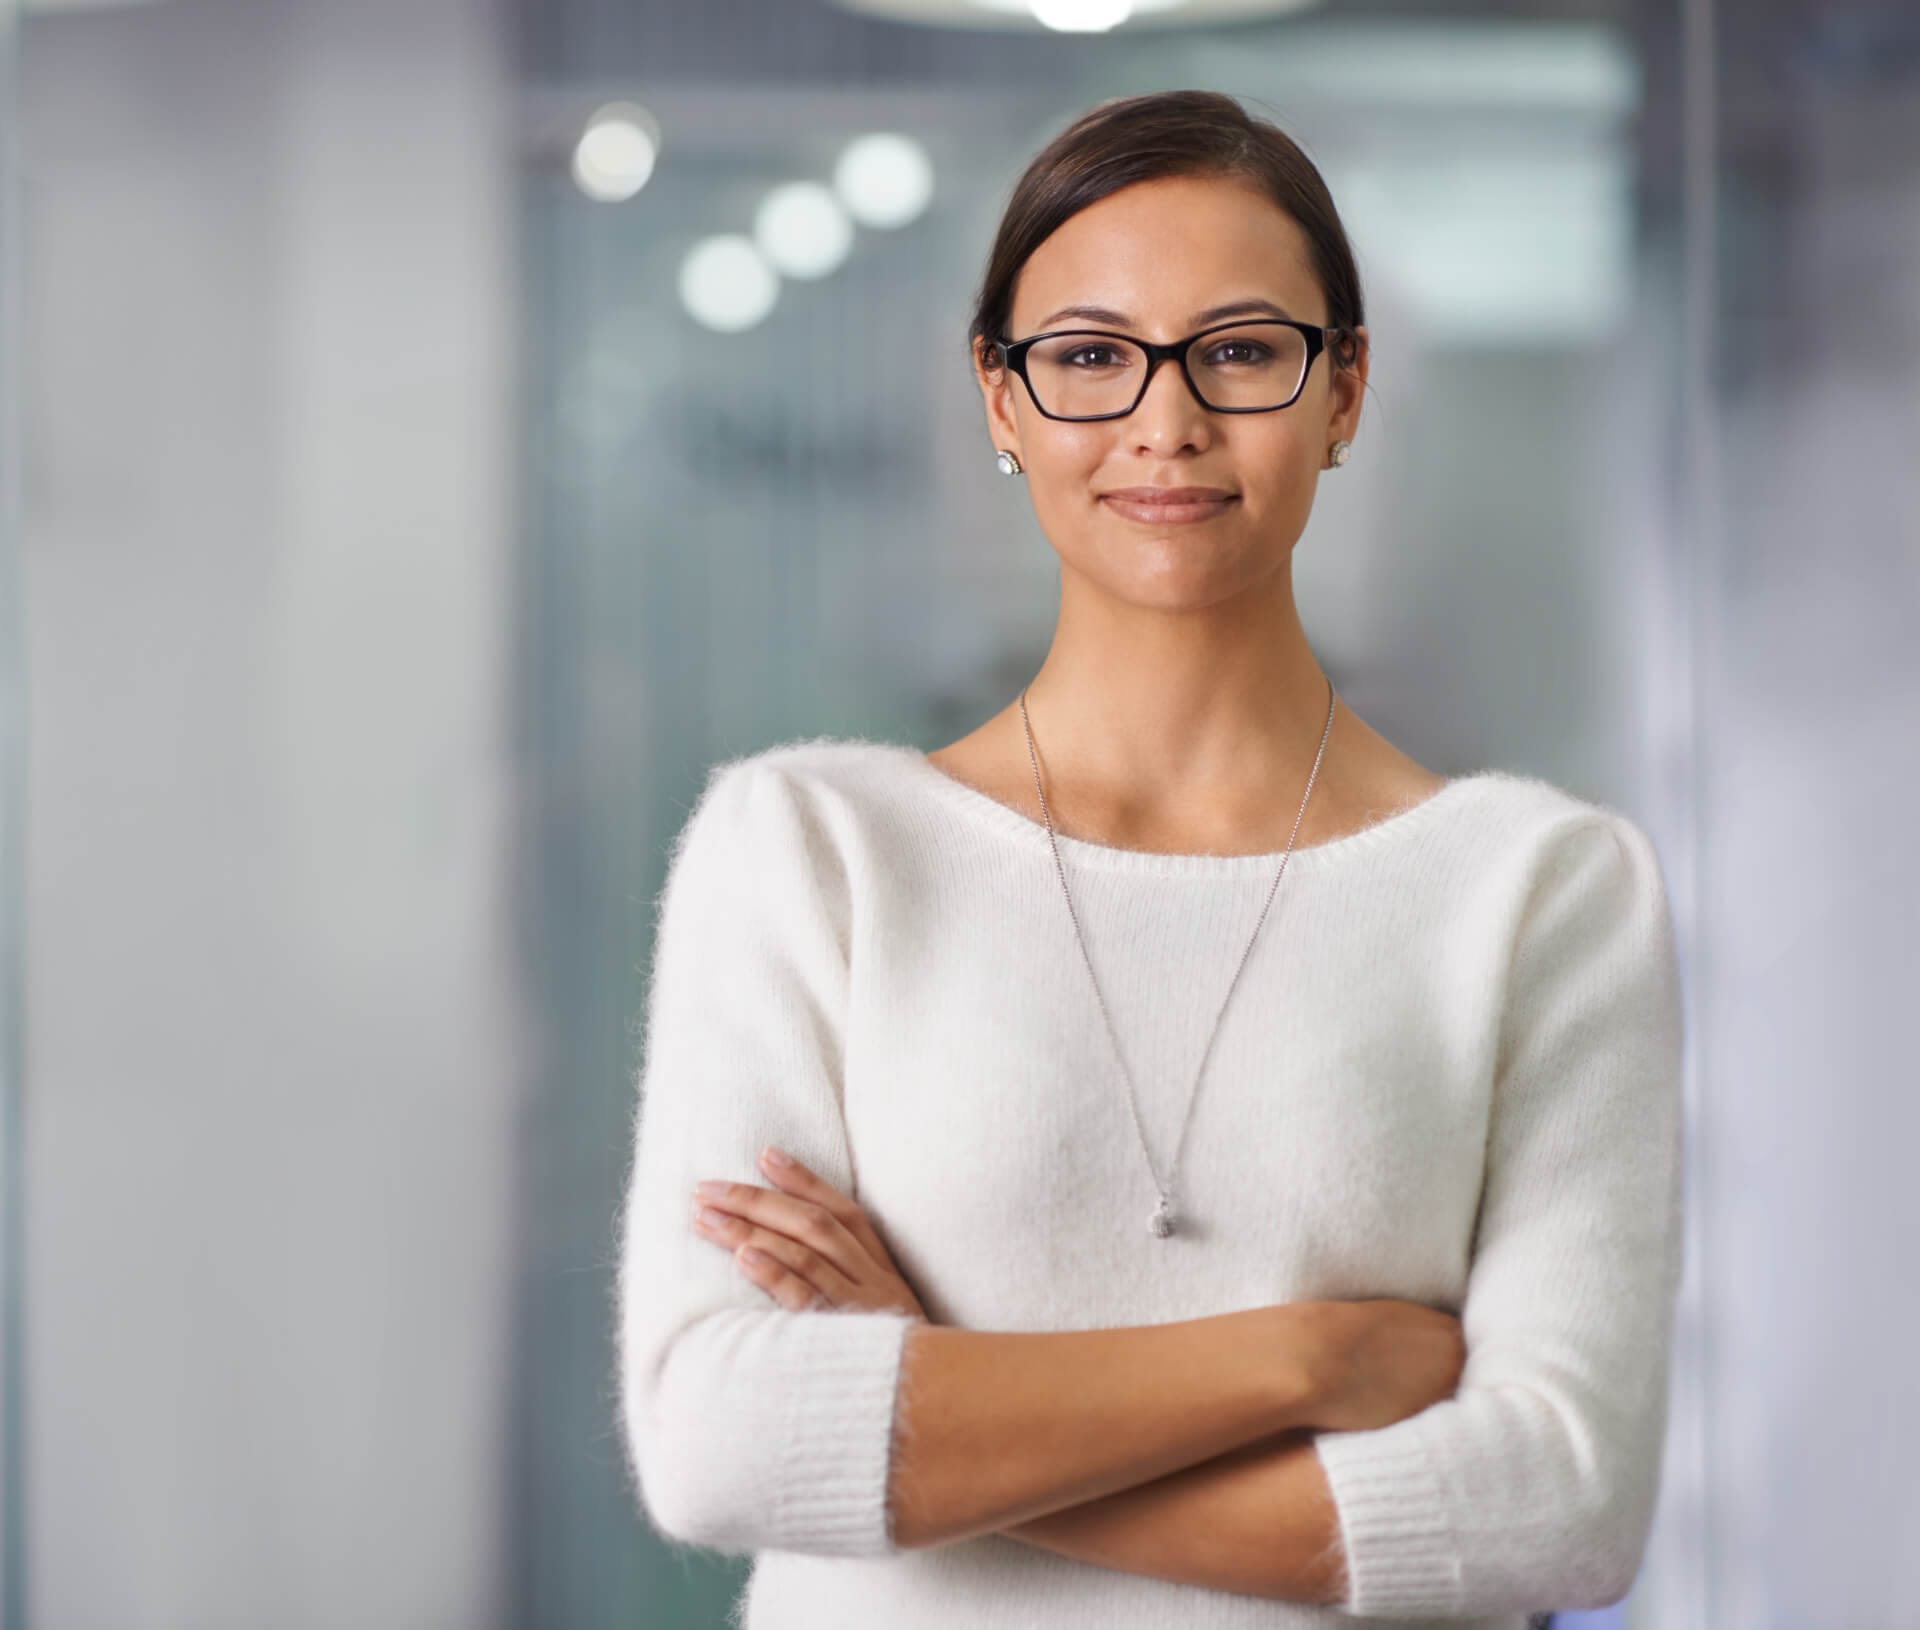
[1032,297,1301,330]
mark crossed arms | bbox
[887,1312,1350,1605]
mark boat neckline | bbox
[874,742,1498,878]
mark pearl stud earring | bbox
[995,449,1023,476]
[1328,439,1351,467]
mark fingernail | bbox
[694,1180,727,1199]
[762,1147,793,1168]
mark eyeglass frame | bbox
[988,316,1350,422]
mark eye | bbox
[1203,340,1273,366]
[1062,344,1127,368]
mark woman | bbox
[616,89,1684,1630]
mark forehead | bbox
[1010,174,1324,335]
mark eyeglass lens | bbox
[1022,322,1309,417]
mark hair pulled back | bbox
[967,89,1365,380]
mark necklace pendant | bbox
[1149,1196,1175,1239]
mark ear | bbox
[973,339,1025,467]
[1325,325,1369,451]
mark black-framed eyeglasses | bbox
[989,317,1346,421]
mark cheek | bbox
[1030,422,1109,477]
[1021,431,1109,519]
[1245,421,1318,477]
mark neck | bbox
[1019,573,1338,807]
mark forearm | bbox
[887,1306,1314,1550]
[996,1430,1350,1606]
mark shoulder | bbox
[1428,771,1676,985]
[691,735,910,830]
[1511,775,1666,901]
[668,734,917,887]
[731,733,909,793]
[1465,774,1679,1023]
[1459,769,1667,888]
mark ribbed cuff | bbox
[1312,1426,1463,1616]
[769,1308,917,1557]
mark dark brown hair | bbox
[967,89,1366,381]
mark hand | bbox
[1290,1298,1467,1433]
[691,1148,931,1322]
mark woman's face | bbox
[976,173,1368,611]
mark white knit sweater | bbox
[616,735,1686,1629]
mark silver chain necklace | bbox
[1017,678,1337,1239]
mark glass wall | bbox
[515,12,1700,1629]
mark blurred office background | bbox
[3,0,1917,1626]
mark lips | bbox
[1099,487,1238,524]
[1100,486,1235,503]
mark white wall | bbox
[22,1,520,1624]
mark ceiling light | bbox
[572,102,660,204]
[753,183,855,280]
[1027,0,1133,31]
[832,133,934,229]
[677,235,780,333]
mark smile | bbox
[1099,494,1238,524]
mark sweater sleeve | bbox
[1310,811,1687,1618]
[615,755,917,1559]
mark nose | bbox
[1129,353,1213,450]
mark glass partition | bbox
[516,13,1702,1629]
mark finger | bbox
[695,1179,870,1280]
[755,1150,896,1263]
[692,1203,864,1307]
[734,1243,825,1311]
[730,1237,852,1313]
